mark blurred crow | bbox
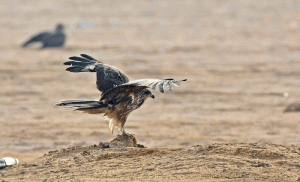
[22,24,66,49]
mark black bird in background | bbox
[22,24,66,49]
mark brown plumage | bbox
[56,54,186,135]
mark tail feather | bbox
[22,33,48,48]
[22,39,38,47]
[56,100,108,114]
[22,41,31,47]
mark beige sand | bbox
[1,0,300,181]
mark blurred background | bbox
[1,0,300,162]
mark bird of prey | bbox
[22,24,66,49]
[56,54,186,135]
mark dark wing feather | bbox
[121,78,187,93]
[80,54,97,60]
[100,85,148,104]
[95,64,129,93]
[63,54,129,93]
[69,55,96,63]
[64,54,98,72]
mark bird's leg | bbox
[121,127,134,137]
[121,127,127,135]
[116,127,126,136]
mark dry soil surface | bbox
[2,142,300,181]
[1,0,300,181]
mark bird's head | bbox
[142,89,155,99]
[56,24,65,32]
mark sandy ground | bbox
[1,0,300,181]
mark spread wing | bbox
[63,54,129,93]
[121,78,187,93]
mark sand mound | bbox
[1,141,300,181]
